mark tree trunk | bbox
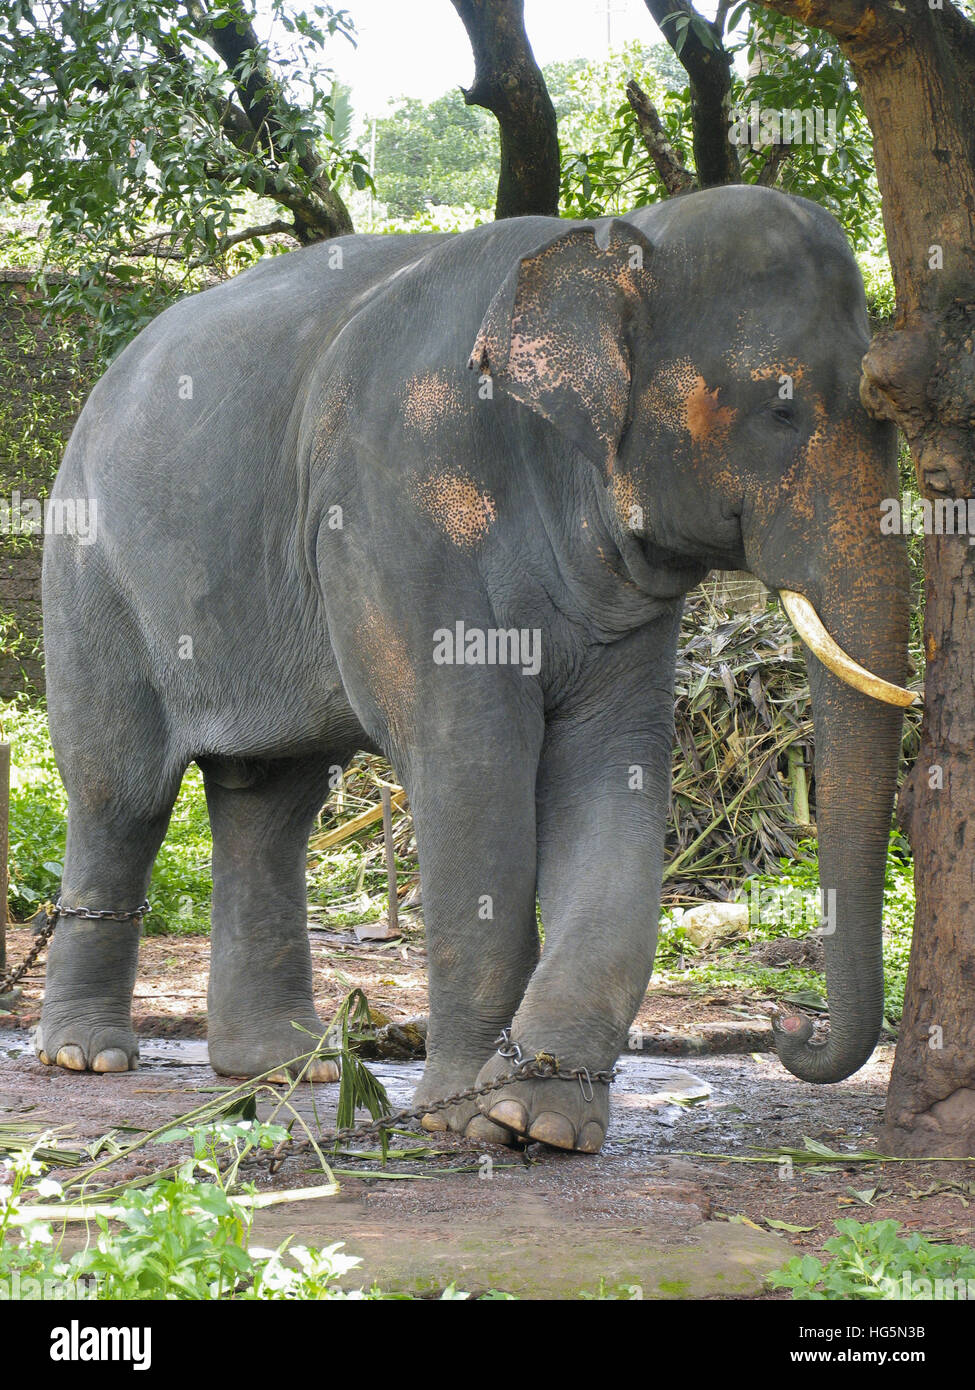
[451,0,560,218]
[642,0,741,186]
[759,1,975,1155]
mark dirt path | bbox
[3,924,974,1298]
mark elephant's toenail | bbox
[577,1122,605,1153]
[488,1099,530,1135]
[307,1059,340,1084]
[38,1050,51,1066]
[421,1111,449,1132]
[93,1049,130,1074]
[56,1046,87,1071]
[528,1112,576,1149]
[265,1069,291,1084]
[465,1115,515,1146]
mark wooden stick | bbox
[381,785,398,935]
[9,1183,341,1225]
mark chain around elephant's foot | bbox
[413,1059,518,1145]
[474,1046,611,1153]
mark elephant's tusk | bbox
[779,590,919,708]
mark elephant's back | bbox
[41,234,450,715]
[56,232,448,498]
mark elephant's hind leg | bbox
[202,754,339,1083]
[37,760,182,1074]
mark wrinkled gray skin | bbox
[40,186,908,1152]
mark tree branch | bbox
[181,0,352,240]
[625,79,695,194]
[755,142,795,186]
[754,1,902,46]
[642,0,740,186]
[129,220,297,264]
[212,219,296,255]
[451,0,560,218]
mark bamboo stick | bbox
[308,788,407,852]
[381,785,398,934]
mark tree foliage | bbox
[372,45,685,225]
[372,90,499,220]
[0,0,366,345]
[561,9,882,252]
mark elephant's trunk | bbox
[773,575,910,1084]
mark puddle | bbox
[0,1030,33,1059]
[138,1037,210,1067]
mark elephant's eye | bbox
[768,402,798,431]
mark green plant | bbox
[1,1128,370,1299]
[0,1127,522,1300]
[769,1219,975,1299]
[0,1147,74,1295]
[659,833,915,1022]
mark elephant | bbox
[38,183,912,1153]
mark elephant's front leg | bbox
[406,702,544,1144]
[476,620,680,1152]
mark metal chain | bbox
[0,899,149,995]
[266,1032,619,1174]
[54,899,150,922]
[0,910,57,994]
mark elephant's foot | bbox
[35,1011,139,1074]
[412,1059,516,1145]
[207,1007,340,1084]
[474,1050,610,1153]
[37,918,142,1073]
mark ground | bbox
[2,919,974,1298]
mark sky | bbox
[324,0,710,116]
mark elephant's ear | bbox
[469,219,655,474]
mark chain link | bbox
[0,909,57,995]
[0,899,149,995]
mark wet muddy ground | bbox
[2,923,974,1297]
